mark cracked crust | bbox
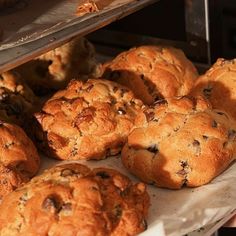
[102,45,198,105]
[14,37,99,95]
[34,78,144,160]
[0,163,150,236]
[191,58,236,121]
[121,96,236,189]
[0,71,39,126]
[0,120,40,199]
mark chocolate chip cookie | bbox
[0,163,149,236]
[102,45,198,104]
[34,78,143,160]
[122,96,236,189]
[0,120,40,199]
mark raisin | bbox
[147,144,159,154]
[212,120,217,128]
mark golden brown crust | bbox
[0,71,39,126]
[122,96,236,189]
[191,58,236,121]
[102,45,198,105]
[0,163,150,236]
[0,120,40,199]
[34,78,143,160]
[14,37,98,95]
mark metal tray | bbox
[0,0,157,73]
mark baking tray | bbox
[0,0,158,73]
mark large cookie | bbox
[102,45,198,104]
[14,37,98,95]
[0,163,150,236]
[34,78,143,160]
[0,71,39,126]
[122,96,236,189]
[191,58,236,121]
[0,120,40,199]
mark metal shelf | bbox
[0,0,157,73]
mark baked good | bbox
[0,120,40,199]
[0,71,39,126]
[34,78,143,160]
[0,163,150,236]
[14,37,98,95]
[121,96,236,189]
[76,0,99,16]
[102,45,198,105]
[191,58,236,121]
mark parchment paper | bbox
[40,155,236,236]
[0,0,135,50]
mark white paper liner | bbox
[40,154,236,236]
[0,0,135,50]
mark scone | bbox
[102,45,198,105]
[0,71,39,126]
[191,58,236,121]
[0,163,150,236]
[34,79,144,160]
[0,120,40,199]
[14,37,98,95]
[122,96,236,189]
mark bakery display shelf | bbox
[0,0,158,73]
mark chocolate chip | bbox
[212,120,217,128]
[203,87,212,98]
[114,204,122,218]
[96,171,110,179]
[113,86,118,93]
[147,144,159,154]
[228,129,236,139]
[85,84,94,92]
[180,160,188,168]
[117,108,126,115]
[144,111,155,122]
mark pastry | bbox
[122,96,236,189]
[102,45,198,104]
[0,71,39,126]
[34,78,143,160]
[0,120,40,199]
[14,37,98,95]
[0,163,149,236]
[191,58,236,121]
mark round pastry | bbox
[34,78,144,160]
[14,37,98,95]
[102,45,198,105]
[191,58,236,121]
[0,163,150,236]
[0,71,39,125]
[121,96,236,189]
[0,120,40,199]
